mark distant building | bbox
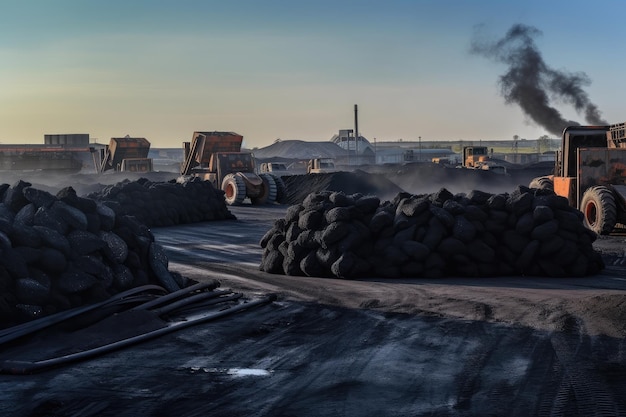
[0,133,103,172]
[44,133,90,145]
[330,129,375,165]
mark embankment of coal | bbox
[259,186,604,279]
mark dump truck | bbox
[307,158,337,174]
[529,123,626,235]
[99,136,153,173]
[179,131,279,205]
[461,146,507,175]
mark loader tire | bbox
[580,186,617,235]
[222,174,246,205]
[271,174,287,204]
[253,174,277,205]
[529,176,554,191]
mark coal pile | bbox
[0,181,193,328]
[86,177,235,227]
[281,171,403,205]
[259,186,604,279]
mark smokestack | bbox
[354,104,359,164]
[470,24,606,135]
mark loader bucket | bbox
[101,137,151,171]
[192,132,243,164]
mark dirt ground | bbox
[2,165,626,416]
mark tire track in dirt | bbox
[550,325,626,416]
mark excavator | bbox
[529,123,626,234]
[179,131,280,205]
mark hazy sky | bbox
[1,0,624,148]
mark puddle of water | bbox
[187,367,271,377]
[227,368,272,377]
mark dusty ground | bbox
[1,165,626,416]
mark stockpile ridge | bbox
[259,186,604,279]
[86,176,234,227]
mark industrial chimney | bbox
[354,104,359,164]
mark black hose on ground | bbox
[152,290,236,315]
[0,285,167,345]
[130,280,221,311]
[0,294,277,375]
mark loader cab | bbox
[210,152,255,177]
[560,126,609,177]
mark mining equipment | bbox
[461,146,507,175]
[529,123,626,235]
[307,158,337,174]
[259,162,290,177]
[179,131,280,205]
[99,136,153,173]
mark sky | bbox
[1,0,625,149]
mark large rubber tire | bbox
[529,176,554,191]
[271,174,287,204]
[252,174,277,205]
[580,186,617,235]
[221,174,246,205]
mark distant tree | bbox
[537,135,550,153]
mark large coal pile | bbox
[86,177,235,227]
[281,170,403,205]
[0,181,192,328]
[259,186,604,279]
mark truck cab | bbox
[462,146,506,174]
[462,146,489,168]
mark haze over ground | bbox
[1,0,623,148]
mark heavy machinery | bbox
[99,136,153,173]
[462,146,507,175]
[258,162,289,200]
[259,162,290,177]
[529,123,626,235]
[180,131,278,205]
[307,158,337,174]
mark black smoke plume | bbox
[471,24,607,136]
